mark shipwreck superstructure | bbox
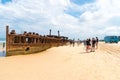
[6,25,69,56]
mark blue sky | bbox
[0,0,120,40]
[70,0,95,5]
[1,0,12,4]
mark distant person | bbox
[69,40,72,46]
[83,40,86,46]
[96,37,99,49]
[73,39,75,47]
[86,39,91,53]
[88,38,91,46]
[77,38,80,46]
[3,42,5,48]
[91,38,96,52]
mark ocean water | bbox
[0,38,6,41]
[0,38,6,57]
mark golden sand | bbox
[0,42,120,80]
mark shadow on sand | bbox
[78,52,90,54]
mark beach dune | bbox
[0,42,120,80]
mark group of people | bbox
[69,38,81,47]
[84,37,98,53]
[69,37,98,53]
[69,39,75,47]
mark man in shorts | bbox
[96,37,98,49]
[91,38,96,52]
[86,39,91,53]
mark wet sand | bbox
[0,42,120,80]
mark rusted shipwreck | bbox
[6,26,69,56]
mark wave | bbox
[0,38,6,43]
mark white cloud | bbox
[0,0,120,40]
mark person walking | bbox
[86,39,91,53]
[73,39,75,47]
[91,38,96,52]
[77,38,80,46]
[70,40,72,47]
[83,40,86,46]
[96,37,99,49]
[3,42,5,49]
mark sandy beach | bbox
[0,42,120,80]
